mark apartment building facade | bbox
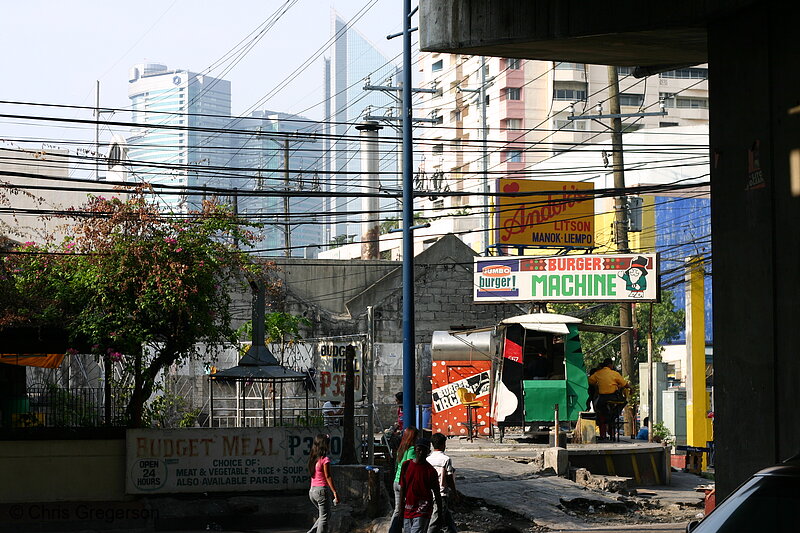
[414,55,709,252]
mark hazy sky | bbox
[0,0,405,148]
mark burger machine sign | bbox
[474,254,660,303]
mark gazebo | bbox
[208,281,309,427]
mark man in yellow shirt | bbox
[588,358,630,439]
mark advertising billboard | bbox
[496,179,595,248]
[315,341,364,402]
[474,254,660,303]
[126,427,344,494]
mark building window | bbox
[660,67,709,79]
[660,121,679,127]
[617,66,635,76]
[452,109,462,122]
[553,115,587,131]
[507,58,521,70]
[432,143,444,154]
[676,97,709,109]
[505,87,521,100]
[555,62,582,70]
[553,81,587,101]
[432,59,443,72]
[505,118,522,130]
[618,93,644,107]
[505,150,522,163]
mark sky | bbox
[0,0,406,150]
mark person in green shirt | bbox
[388,426,419,533]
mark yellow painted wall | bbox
[0,440,126,502]
[593,196,657,254]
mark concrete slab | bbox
[453,456,626,530]
[636,471,707,507]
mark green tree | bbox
[551,291,685,375]
[379,217,399,235]
[237,311,311,363]
[1,189,267,427]
[328,234,352,248]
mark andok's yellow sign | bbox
[496,179,594,247]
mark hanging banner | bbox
[474,253,660,303]
[0,353,66,368]
[126,427,343,494]
[315,341,364,402]
[496,179,595,248]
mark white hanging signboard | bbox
[473,254,660,303]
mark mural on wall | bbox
[430,361,492,437]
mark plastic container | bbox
[415,404,432,430]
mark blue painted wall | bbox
[653,196,712,344]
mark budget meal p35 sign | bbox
[474,254,660,303]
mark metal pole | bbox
[209,376,214,428]
[401,0,416,429]
[367,305,375,464]
[357,122,382,259]
[284,139,292,257]
[480,57,490,252]
[648,302,654,442]
[104,355,111,425]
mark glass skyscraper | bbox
[229,111,324,258]
[127,63,324,257]
[127,63,232,213]
[326,13,400,241]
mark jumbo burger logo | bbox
[482,265,512,277]
[478,264,517,294]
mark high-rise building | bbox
[127,63,232,213]
[325,12,399,242]
[415,56,710,251]
[229,111,324,258]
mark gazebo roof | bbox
[211,345,306,382]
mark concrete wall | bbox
[0,439,126,502]
[708,1,800,497]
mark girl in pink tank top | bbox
[306,434,339,533]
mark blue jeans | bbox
[404,516,431,533]
[307,486,331,533]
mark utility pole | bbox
[95,80,101,181]
[457,59,492,252]
[366,305,375,464]
[400,0,416,429]
[480,57,490,253]
[283,139,291,257]
[383,2,430,428]
[568,68,667,436]
[232,188,239,249]
[356,121,382,259]
[607,65,635,436]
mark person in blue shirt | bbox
[636,417,649,440]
